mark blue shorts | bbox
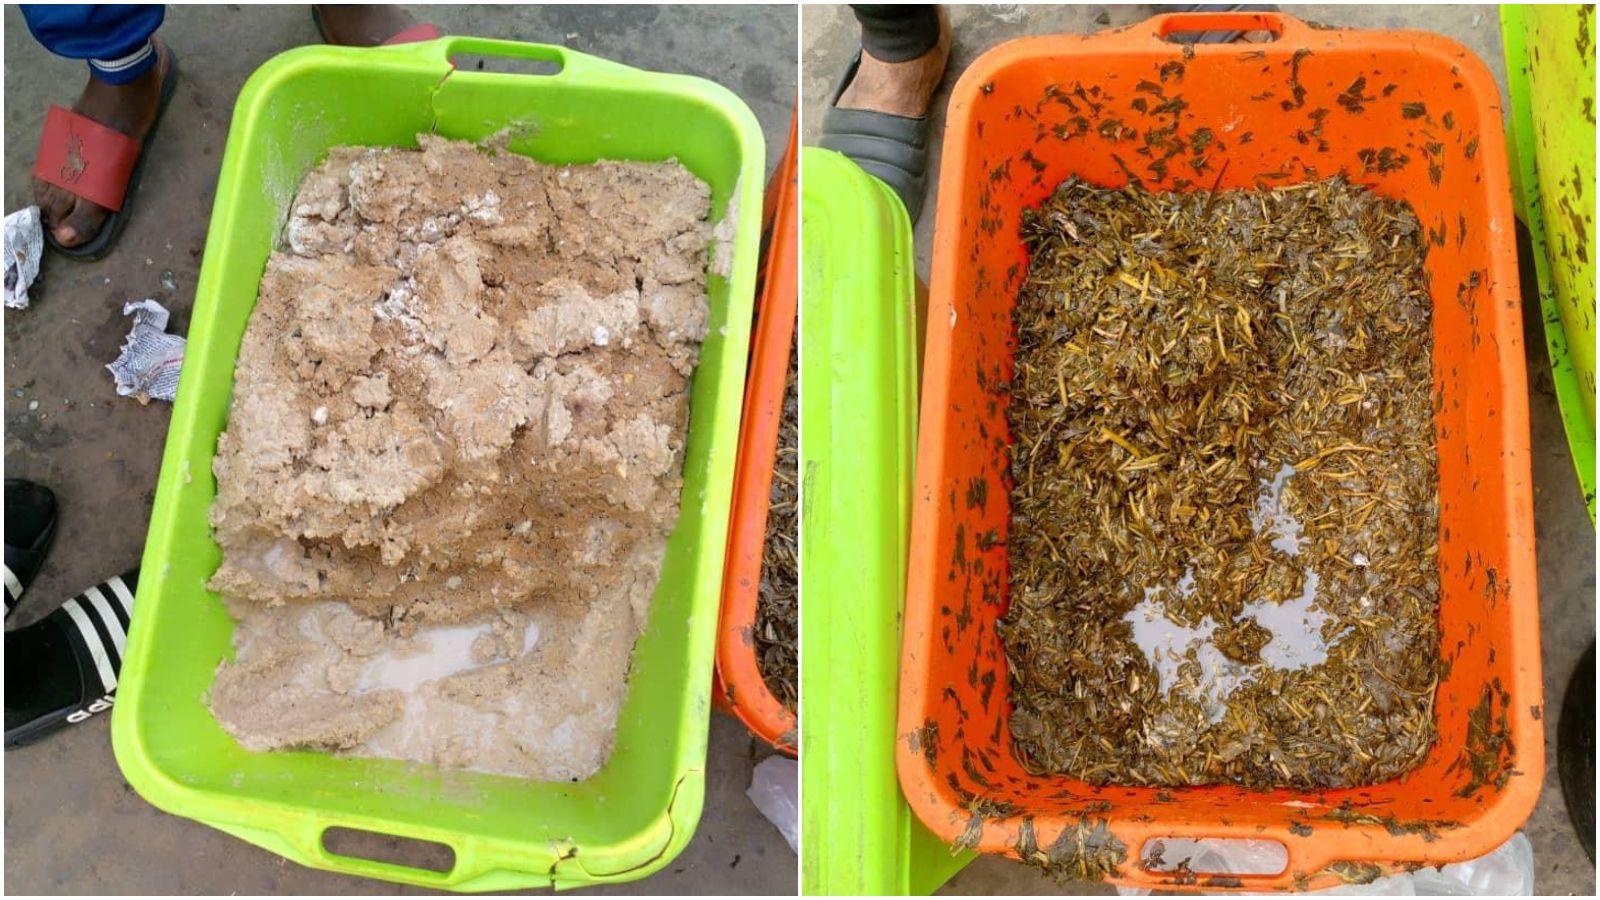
[20,5,166,85]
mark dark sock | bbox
[851,4,940,63]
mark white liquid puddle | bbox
[355,619,546,771]
[359,621,539,693]
[1251,462,1304,557]
[1125,464,1338,722]
[1127,576,1252,722]
[1241,572,1335,670]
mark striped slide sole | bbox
[3,564,22,616]
[5,570,139,748]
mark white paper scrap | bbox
[5,206,43,309]
[107,299,185,403]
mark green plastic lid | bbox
[800,148,972,895]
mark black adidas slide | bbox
[819,50,934,223]
[5,569,139,749]
[5,479,59,617]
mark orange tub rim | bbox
[716,115,799,755]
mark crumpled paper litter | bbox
[5,206,43,310]
[107,299,185,403]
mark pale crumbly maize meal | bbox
[206,136,711,781]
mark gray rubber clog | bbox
[819,50,932,223]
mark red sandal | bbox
[311,8,442,47]
[380,23,441,45]
[30,39,179,261]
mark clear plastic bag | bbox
[747,754,798,853]
[1117,832,1534,896]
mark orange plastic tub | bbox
[899,12,1541,892]
[717,115,798,754]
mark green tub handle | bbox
[215,814,538,892]
[379,35,641,82]
[195,810,509,891]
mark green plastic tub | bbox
[799,148,972,895]
[1503,4,1596,519]
[111,38,763,891]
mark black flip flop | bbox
[5,569,140,749]
[40,39,180,262]
[4,480,58,618]
[819,50,934,223]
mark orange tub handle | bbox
[1102,824,1349,892]
[1135,10,1312,46]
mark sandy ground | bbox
[4,4,796,894]
[802,4,1593,895]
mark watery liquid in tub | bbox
[1125,465,1340,724]
[1003,177,1441,789]
[357,621,541,694]
[356,618,545,769]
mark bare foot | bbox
[836,8,952,119]
[314,4,420,47]
[31,40,170,249]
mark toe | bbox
[53,195,110,248]
[33,181,77,233]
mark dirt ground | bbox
[799,4,1594,895]
[3,4,796,895]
